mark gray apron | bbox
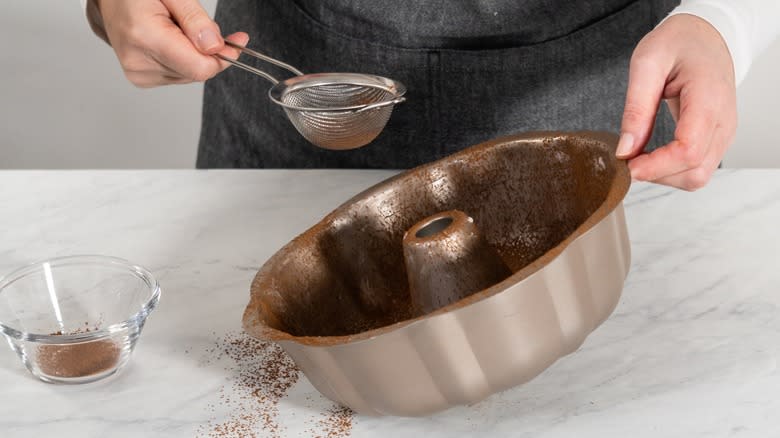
[198,0,680,169]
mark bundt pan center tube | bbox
[243,131,631,416]
[403,209,513,316]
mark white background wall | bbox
[0,1,777,169]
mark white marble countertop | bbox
[1,169,779,437]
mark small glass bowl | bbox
[0,255,160,384]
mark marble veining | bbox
[1,169,780,437]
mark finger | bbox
[616,50,672,159]
[628,80,719,181]
[215,32,250,70]
[124,27,246,79]
[650,153,718,191]
[665,97,680,123]
[160,0,223,54]
[125,71,194,88]
[148,24,225,82]
[650,123,728,190]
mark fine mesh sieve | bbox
[216,41,406,150]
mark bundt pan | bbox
[243,131,631,416]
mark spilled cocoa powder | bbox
[198,331,354,438]
[309,405,354,438]
[37,325,119,378]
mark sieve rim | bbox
[268,72,407,113]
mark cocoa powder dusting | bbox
[197,331,354,438]
[309,406,354,438]
[37,325,119,378]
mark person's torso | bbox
[199,0,679,168]
[291,0,637,49]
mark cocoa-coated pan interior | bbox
[244,132,627,343]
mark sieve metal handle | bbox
[215,40,305,85]
[354,96,407,113]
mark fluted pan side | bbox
[277,204,629,415]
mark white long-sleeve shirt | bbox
[82,0,779,85]
[670,0,780,84]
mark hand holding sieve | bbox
[215,41,406,150]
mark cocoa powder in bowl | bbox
[37,328,120,378]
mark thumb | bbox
[617,52,669,159]
[161,0,223,54]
